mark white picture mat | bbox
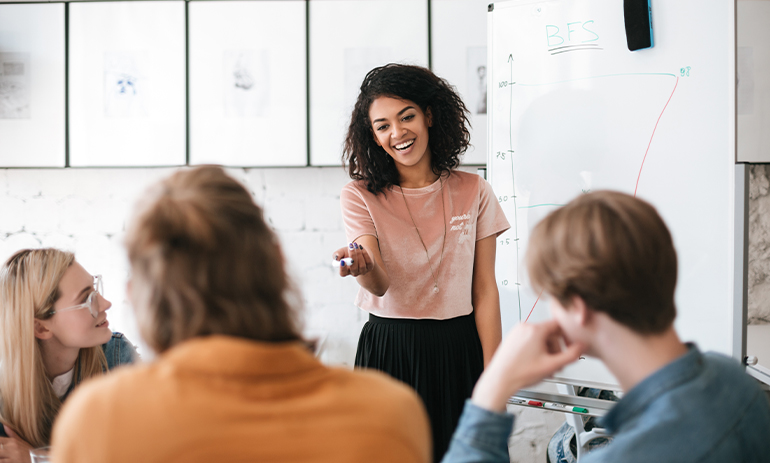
[0,4,65,167]
[309,0,429,166]
[737,0,770,162]
[189,1,306,167]
[69,1,186,167]
[431,0,489,165]
[489,0,735,389]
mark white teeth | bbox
[395,140,414,150]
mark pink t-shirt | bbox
[340,170,510,320]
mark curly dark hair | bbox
[343,64,471,194]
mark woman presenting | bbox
[333,64,510,461]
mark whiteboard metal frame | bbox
[735,164,749,364]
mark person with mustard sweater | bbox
[51,166,431,463]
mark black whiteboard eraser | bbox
[624,0,654,51]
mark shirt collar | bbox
[51,367,75,399]
[160,335,322,378]
[600,343,703,433]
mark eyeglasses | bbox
[48,275,103,319]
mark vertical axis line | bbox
[508,56,522,320]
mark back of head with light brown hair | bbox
[0,248,107,447]
[526,191,678,335]
[125,166,301,353]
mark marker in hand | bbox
[332,257,354,268]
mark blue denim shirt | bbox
[102,332,138,371]
[442,345,770,463]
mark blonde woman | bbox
[0,249,136,462]
[50,166,430,463]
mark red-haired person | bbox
[51,166,430,463]
[442,191,770,463]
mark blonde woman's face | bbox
[43,261,113,348]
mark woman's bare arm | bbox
[472,235,503,367]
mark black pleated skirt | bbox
[355,312,484,463]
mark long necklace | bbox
[399,177,447,294]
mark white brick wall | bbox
[0,166,366,364]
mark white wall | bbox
[0,166,366,364]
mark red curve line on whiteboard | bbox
[524,289,544,323]
[634,77,680,197]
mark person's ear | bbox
[569,296,592,327]
[34,319,53,340]
[426,107,433,128]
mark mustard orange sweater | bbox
[51,336,431,463]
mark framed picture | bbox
[432,0,489,165]
[189,0,307,167]
[309,0,429,166]
[0,4,65,167]
[69,1,186,167]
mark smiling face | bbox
[37,261,113,349]
[369,96,433,174]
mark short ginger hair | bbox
[125,166,300,353]
[526,191,678,334]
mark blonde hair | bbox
[526,191,678,334]
[0,249,107,447]
[125,166,300,354]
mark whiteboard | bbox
[431,0,489,165]
[308,0,428,166]
[69,1,186,167]
[0,4,65,167]
[488,0,738,389]
[189,1,307,167]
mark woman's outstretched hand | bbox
[333,242,375,278]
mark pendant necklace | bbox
[399,177,447,294]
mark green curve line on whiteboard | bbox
[518,203,566,209]
[516,72,677,87]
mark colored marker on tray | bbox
[546,402,568,410]
[527,400,544,407]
